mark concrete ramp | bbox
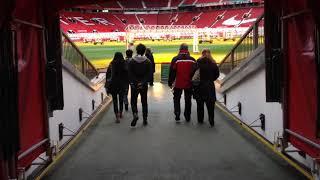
[42,83,306,180]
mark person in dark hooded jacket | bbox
[123,49,133,111]
[145,48,155,86]
[105,52,128,123]
[192,49,219,127]
[128,43,152,127]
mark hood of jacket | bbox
[133,55,148,63]
[198,57,214,64]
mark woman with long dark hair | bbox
[192,49,220,127]
[105,52,128,123]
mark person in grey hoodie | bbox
[128,43,152,127]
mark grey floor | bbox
[43,83,307,180]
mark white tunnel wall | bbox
[49,69,109,149]
[216,67,311,167]
[217,68,283,144]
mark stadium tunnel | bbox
[0,0,320,179]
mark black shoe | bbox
[198,121,204,124]
[115,119,120,123]
[143,119,148,126]
[185,116,190,122]
[115,113,120,123]
[131,116,139,127]
[209,120,215,127]
[150,83,154,86]
[125,104,129,111]
[175,116,180,122]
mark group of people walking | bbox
[105,43,219,127]
[105,44,154,125]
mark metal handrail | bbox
[62,32,99,79]
[218,13,264,74]
[285,129,320,150]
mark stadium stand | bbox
[144,0,169,8]
[60,7,264,32]
[74,0,262,10]
[192,11,220,28]
[173,12,197,25]
[182,0,197,5]
[171,0,183,7]
[118,0,143,8]
[137,14,159,25]
[98,1,122,9]
[213,9,249,27]
[196,0,221,3]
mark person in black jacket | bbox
[105,52,128,123]
[123,49,133,111]
[193,49,220,127]
[145,48,155,86]
[128,44,152,127]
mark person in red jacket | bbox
[168,43,196,122]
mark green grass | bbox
[76,39,237,69]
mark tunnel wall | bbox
[48,68,108,148]
[216,51,312,168]
[217,68,283,142]
[24,64,110,177]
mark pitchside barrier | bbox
[64,25,260,51]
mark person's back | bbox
[145,48,155,86]
[110,60,127,91]
[123,49,133,111]
[105,52,127,123]
[168,43,196,122]
[128,44,152,127]
[197,57,219,82]
[170,53,196,89]
[196,57,219,100]
[193,49,220,127]
[129,55,151,85]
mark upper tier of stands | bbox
[75,0,263,9]
[60,7,263,33]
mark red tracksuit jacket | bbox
[168,51,196,89]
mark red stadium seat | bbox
[144,0,169,8]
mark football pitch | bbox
[76,39,237,69]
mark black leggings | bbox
[196,99,215,124]
[112,92,124,114]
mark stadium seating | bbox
[118,0,143,8]
[182,0,197,5]
[170,0,183,7]
[173,12,197,25]
[61,11,126,33]
[182,0,246,6]
[144,0,169,8]
[60,7,264,33]
[98,1,121,9]
[136,14,159,25]
[114,14,139,24]
[157,13,177,25]
[76,0,262,9]
[196,0,221,4]
[193,11,221,28]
